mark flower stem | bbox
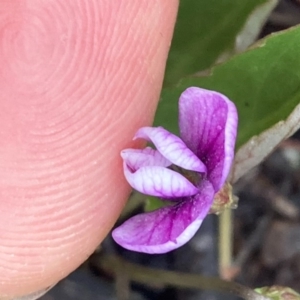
[97,254,270,300]
[219,208,233,278]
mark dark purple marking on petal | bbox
[112,180,214,254]
[179,87,238,191]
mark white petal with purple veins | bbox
[123,162,199,198]
[134,127,207,173]
[121,147,171,171]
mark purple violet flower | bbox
[112,87,238,254]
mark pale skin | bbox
[0,1,179,298]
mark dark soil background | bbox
[41,1,300,299]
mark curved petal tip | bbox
[123,164,199,198]
[134,126,207,173]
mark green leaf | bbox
[164,0,270,86]
[155,25,300,150]
[231,100,300,182]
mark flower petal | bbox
[179,87,238,191]
[121,147,171,171]
[134,127,207,173]
[123,162,198,198]
[112,180,214,253]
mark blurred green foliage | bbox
[156,26,300,149]
[164,0,268,86]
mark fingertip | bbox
[0,0,178,297]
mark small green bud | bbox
[210,182,238,214]
[255,286,300,300]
